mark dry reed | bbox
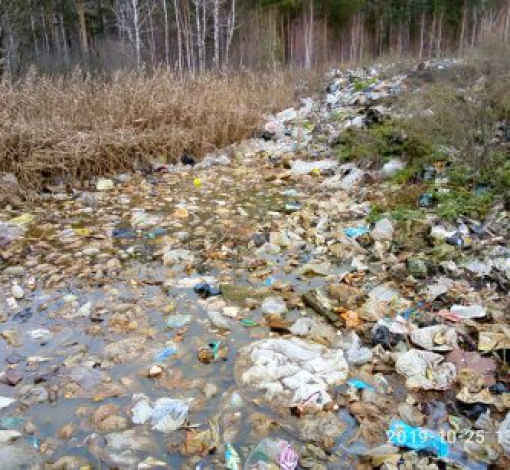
[0,68,301,189]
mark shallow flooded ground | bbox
[1,64,509,470]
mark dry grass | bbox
[0,68,307,190]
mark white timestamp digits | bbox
[436,429,486,443]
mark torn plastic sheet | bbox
[388,420,449,458]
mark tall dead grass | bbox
[0,68,304,189]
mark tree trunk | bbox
[436,11,443,57]
[60,13,69,64]
[162,0,169,67]
[131,0,142,68]
[173,0,183,72]
[53,13,62,63]
[213,0,220,69]
[472,6,478,48]
[194,0,203,72]
[76,0,89,56]
[148,0,156,68]
[429,10,436,59]
[183,0,193,73]
[41,7,50,54]
[359,12,365,61]
[31,14,39,58]
[505,3,510,42]
[305,0,314,69]
[225,0,236,65]
[459,1,467,53]
[419,11,425,59]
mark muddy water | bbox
[1,166,363,468]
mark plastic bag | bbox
[0,397,16,410]
[207,311,231,329]
[132,394,190,433]
[166,315,192,329]
[450,305,486,319]
[261,297,287,316]
[238,338,348,409]
[410,325,458,352]
[225,443,241,470]
[290,160,338,176]
[395,349,456,390]
[387,420,449,458]
[244,438,298,470]
[344,225,369,238]
[371,218,394,241]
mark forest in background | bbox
[1,0,510,77]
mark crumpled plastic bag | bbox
[207,310,231,329]
[425,277,454,301]
[0,397,16,410]
[478,325,510,352]
[381,159,405,177]
[343,331,373,366]
[498,411,510,454]
[162,248,195,266]
[166,315,192,329]
[289,317,336,345]
[395,349,456,390]
[244,437,298,470]
[290,159,338,176]
[132,394,190,433]
[238,337,348,409]
[388,420,449,458]
[410,325,458,352]
[450,304,486,319]
[371,218,394,241]
[131,209,162,229]
[0,222,25,247]
[261,297,287,316]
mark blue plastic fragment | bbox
[347,379,374,390]
[154,347,177,362]
[112,227,137,239]
[263,277,275,287]
[344,226,370,238]
[0,417,24,429]
[401,302,424,320]
[388,420,449,458]
[26,436,40,450]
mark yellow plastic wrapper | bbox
[10,214,34,225]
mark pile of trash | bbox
[0,60,510,469]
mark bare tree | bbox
[192,0,205,72]
[76,0,90,56]
[115,0,157,68]
[173,0,183,72]
[161,0,170,67]
[213,0,220,68]
[225,0,236,65]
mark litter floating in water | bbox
[225,443,241,470]
[154,347,177,362]
[193,283,221,298]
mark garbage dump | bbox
[1,60,510,469]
